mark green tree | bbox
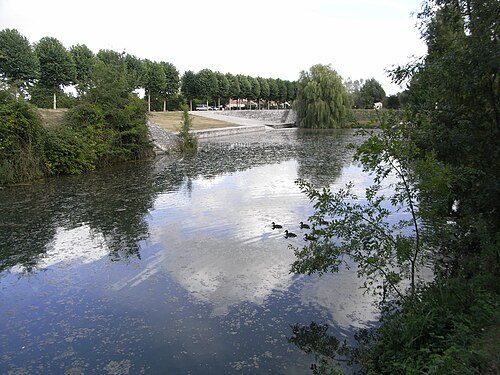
[35,36,76,109]
[358,78,386,108]
[386,94,401,109]
[69,44,94,95]
[215,71,229,108]
[277,78,287,107]
[250,76,260,108]
[226,73,240,109]
[196,68,218,107]
[143,60,166,112]
[294,64,352,128]
[124,54,145,90]
[0,29,39,96]
[257,77,270,109]
[268,78,279,108]
[292,120,439,299]
[159,61,179,111]
[181,70,197,111]
[286,80,296,103]
[237,74,251,109]
[392,0,499,276]
[177,105,197,154]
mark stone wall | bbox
[214,109,297,125]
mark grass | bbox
[149,111,239,132]
[37,109,239,132]
[37,108,67,128]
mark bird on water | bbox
[272,222,283,229]
[284,230,297,238]
[300,221,310,229]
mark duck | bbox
[284,230,297,238]
[300,221,310,229]
[304,233,317,241]
[272,222,283,229]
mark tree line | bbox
[0,28,398,113]
[0,29,299,111]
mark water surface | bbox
[0,129,378,374]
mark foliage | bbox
[69,44,95,94]
[292,118,444,300]
[181,70,197,109]
[196,69,218,103]
[355,78,386,109]
[226,73,240,102]
[34,36,76,109]
[357,276,499,374]
[177,105,197,154]
[0,92,45,184]
[43,126,96,175]
[143,59,166,109]
[0,29,39,94]
[237,74,252,100]
[295,64,353,128]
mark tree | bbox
[268,78,279,108]
[181,70,197,111]
[294,64,352,128]
[196,68,218,107]
[159,61,179,111]
[292,120,442,301]
[357,78,386,108]
[69,44,94,95]
[286,80,296,103]
[250,76,260,108]
[277,78,288,107]
[125,54,145,90]
[0,29,39,96]
[391,0,499,276]
[386,94,401,109]
[143,60,166,112]
[226,73,240,109]
[257,77,270,109]
[215,71,229,108]
[35,37,76,109]
[237,74,251,109]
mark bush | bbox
[0,92,45,184]
[177,105,197,154]
[43,127,96,175]
[359,276,499,374]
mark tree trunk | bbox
[53,92,57,110]
[189,99,193,111]
[163,98,167,112]
[148,94,151,112]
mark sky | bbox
[0,0,427,95]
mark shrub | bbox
[0,92,45,184]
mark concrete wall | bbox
[215,109,296,125]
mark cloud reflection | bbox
[10,224,109,273]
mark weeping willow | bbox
[295,64,353,129]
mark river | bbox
[0,128,379,374]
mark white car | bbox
[195,104,208,111]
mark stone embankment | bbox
[213,109,297,127]
[147,120,179,154]
[147,109,297,153]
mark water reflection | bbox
[0,128,374,374]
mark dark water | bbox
[0,129,378,374]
